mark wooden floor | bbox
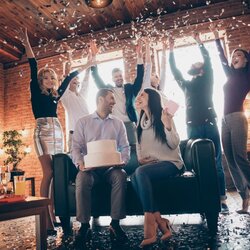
[0,191,250,250]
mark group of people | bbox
[19,23,250,247]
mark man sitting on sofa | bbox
[71,88,130,243]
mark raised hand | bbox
[168,36,175,51]
[18,27,34,58]
[192,32,202,44]
[89,40,99,57]
[161,108,173,131]
[162,37,167,51]
[18,27,29,45]
[209,23,219,39]
[136,38,143,59]
[62,42,73,76]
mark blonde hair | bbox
[37,68,59,98]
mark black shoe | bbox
[53,221,62,227]
[78,226,92,242]
[220,203,229,214]
[109,225,128,242]
[47,229,57,236]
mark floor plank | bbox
[1,191,250,249]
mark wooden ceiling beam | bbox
[0,40,22,61]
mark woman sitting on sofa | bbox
[131,88,184,247]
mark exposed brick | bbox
[1,0,250,195]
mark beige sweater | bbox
[136,113,184,169]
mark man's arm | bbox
[192,32,211,69]
[80,68,90,99]
[89,40,109,89]
[132,40,144,96]
[117,121,130,164]
[169,37,186,91]
[91,65,109,89]
[71,119,87,170]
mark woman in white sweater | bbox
[132,88,184,247]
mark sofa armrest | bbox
[53,153,77,216]
[189,139,220,212]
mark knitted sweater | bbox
[215,39,250,115]
[136,113,184,169]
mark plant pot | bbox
[11,169,25,180]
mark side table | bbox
[0,196,50,250]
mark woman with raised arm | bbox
[210,24,250,213]
[20,28,91,235]
[131,88,184,247]
[142,38,167,103]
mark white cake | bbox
[84,140,123,168]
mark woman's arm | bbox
[19,28,40,95]
[19,28,35,58]
[209,23,231,76]
[161,109,180,149]
[142,38,152,89]
[159,39,167,91]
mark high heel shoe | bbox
[237,198,249,214]
[140,212,158,247]
[158,218,172,241]
[140,235,157,247]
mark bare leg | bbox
[49,180,57,223]
[38,154,54,230]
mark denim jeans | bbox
[131,161,180,212]
[187,122,226,200]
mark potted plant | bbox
[2,130,28,178]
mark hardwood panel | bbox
[0,0,231,64]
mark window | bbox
[158,41,226,139]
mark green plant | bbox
[2,130,27,171]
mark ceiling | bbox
[0,0,230,64]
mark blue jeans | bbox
[187,122,226,199]
[131,161,180,212]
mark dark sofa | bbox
[53,138,220,235]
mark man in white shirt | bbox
[61,52,93,152]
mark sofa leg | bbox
[59,216,72,235]
[205,212,218,236]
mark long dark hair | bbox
[137,88,167,144]
[230,48,249,69]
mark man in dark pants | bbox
[169,33,229,214]
[72,89,130,243]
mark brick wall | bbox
[0,64,4,134]
[1,0,250,195]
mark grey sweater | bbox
[136,113,184,170]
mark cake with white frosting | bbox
[84,139,122,168]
